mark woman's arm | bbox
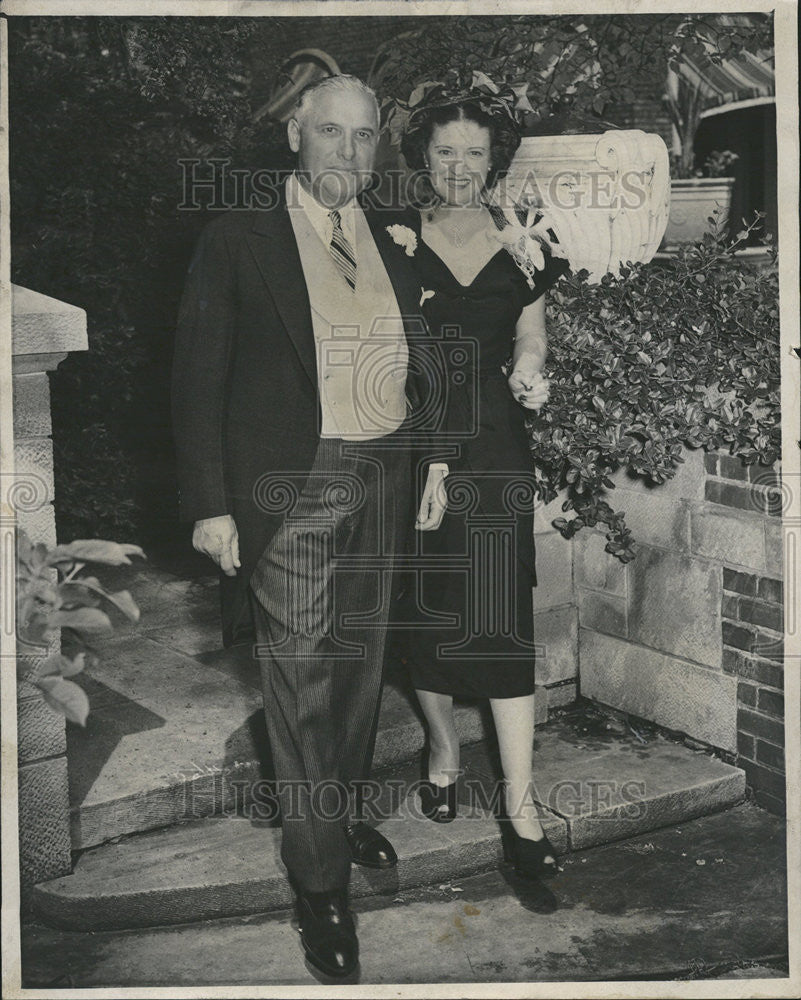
[508,296,550,411]
[512,295,547,374]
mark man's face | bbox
[288,88,379,209]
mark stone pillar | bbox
[10,285,87,886]
[532,492,578,712]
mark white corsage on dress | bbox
[492,203,568,289]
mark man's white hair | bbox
[292,74,380,128]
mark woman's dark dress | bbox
[405,219,567,698]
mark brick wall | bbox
[606,95,674,150]
[722,568,786,815]
[705,452,783,518]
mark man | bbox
[172,75,446,978]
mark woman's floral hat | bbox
[384,70,534,148]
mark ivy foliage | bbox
[533,219,780,561]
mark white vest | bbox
[289,200,409,441]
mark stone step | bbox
[68,569,546,850]
[35,717,745,931]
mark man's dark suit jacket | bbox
[172,182,443,643]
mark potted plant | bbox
[660,67,741,248]
[16,532,145,725]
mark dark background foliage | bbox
[9,13,777,554]
[10,18,283,546]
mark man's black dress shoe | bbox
[343,821,398,869]
[296,887,359,977]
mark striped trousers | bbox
[250,433,410,892]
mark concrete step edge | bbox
[70,691,546,852]
[35,758,745,932]
[35,807,566,931]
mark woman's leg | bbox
[415,689,460,787]
[490,694,555,865]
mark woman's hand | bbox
[508,368,550,411]
[416,466,448,531]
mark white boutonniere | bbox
[420,288,435,306]
[386,224,418,257]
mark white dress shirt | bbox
[292,173,357,254]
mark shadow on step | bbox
[67,677,165,809]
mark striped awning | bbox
[678,49,775,115]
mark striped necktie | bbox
[328,209,357,290]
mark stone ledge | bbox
[525,717,744,850]
[531,605,577,685]
[575,530,627,596]
[546,680,577,710]
[32,804,567,931]
[609,448,706,502]
[18,694,67,764]
[18,757,71,886]
[31,715,744,930]
[609,488,691,553]
[578,588,627,638]
[12,372,52,437]
[764,522,783,579]
[627,544,722,668]
[12,284,88,361]
[67,631,547,850]
[531,532,574,610]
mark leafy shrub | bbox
[532,217,780,561]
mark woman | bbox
[398,90,569,906]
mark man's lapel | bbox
[362,203,422,325]
[246,185,317,389]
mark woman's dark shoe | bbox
[296,887,359,978]
[500,822,560,879]
[418,779,458,823]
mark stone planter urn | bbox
[500,130,671,282]
[661,176,735,248]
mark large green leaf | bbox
[47,540,146,567]
[59,578,140,622]
[49,607,114,636]
[36,675,90,727]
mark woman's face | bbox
[425,119,491,206]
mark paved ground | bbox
[20,801,788,988]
